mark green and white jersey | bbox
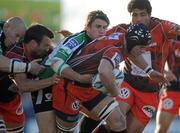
[37,56,55,79]
[45,31,92,75]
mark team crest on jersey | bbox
[112,52,121,68]
[45,93,52,102]
[142,105,155,118]
[162,98,174,110]
[118,87,130,99]
[108,32,121,40]
[71,100,80,111]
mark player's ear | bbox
[3,22,10,31]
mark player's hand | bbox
[148,70,168,85]
[164,70,177,82]
[29,59,45,75]
[57,30,72,37]
[50,74,60,84]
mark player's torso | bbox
[68,33,125,74]
[0,42,27,103]
[167,40,180,91]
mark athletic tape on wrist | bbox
[10,59,30,73]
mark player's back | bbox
[68,33,125,74]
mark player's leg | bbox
[32,88,57,133]
[3,95,24,133]
[154,90,179,133]
[154,109,176,133]
[83,93,127,132]
[35,111,56,133]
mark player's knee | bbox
[107,106,126,131]
[98,100,119,120]
[56,119,77,133]
[155,126,168,133]
[6,126,24,133]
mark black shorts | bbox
[31,86,53,113]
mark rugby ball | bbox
[92,69,124,94]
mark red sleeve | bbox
[102,47,124,68]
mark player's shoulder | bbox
[63,31,87,44]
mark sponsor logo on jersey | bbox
[142,105,155,118]
[112,52,121,68]
[162,98,174,110]
[108,32,121,40]
[71,100,80,111]
[119,87,130,99]
[131,64,148,77]
[65,39,79,49]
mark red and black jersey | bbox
[0,41,28,103]
[106,17,178,92]
[67,33,125,74]
[167,40,180,91]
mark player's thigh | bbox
[155,109,176,133]
[0,95,24,132]
[126,112,145,133]
[35,110,56,133]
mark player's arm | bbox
[13,73,60,92]
[51,47,92,83]
[57,30,72,38]
[0,55,44,75]
[61,66,92,83]
[98,58,119,97]
[128,53,168,84]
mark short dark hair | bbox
[24,24,54,44]
[127,0,152,15]
[85,10,110,27]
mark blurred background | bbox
[1,0,179,132]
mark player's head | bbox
[127,0,152,26]
[24,24,54,59]
[3,17,26,47]
[85,10,110,39]
[125,23,152,53]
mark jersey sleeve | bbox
[102,47,123,69]
[162,20,179,39]
[50,32,86,75]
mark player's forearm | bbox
[0,55,31,73]
[0,55,11,72]
[15,78,54,92]
[128,54,149,70]
[98,59,119,97]
[61,67,92,83]
[99,70,119,97]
